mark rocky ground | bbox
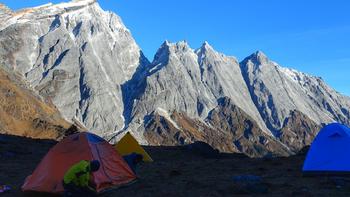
[1,134,350,197]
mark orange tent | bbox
[22,132,136,194]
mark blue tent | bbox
[303,123,350,173]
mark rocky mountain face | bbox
[0,66,70,139]
[205,97,291,157]
[127,41,349,157]
[1,0,350,157]
[240,51,350,135]
[278,110,321,152]
[0,0,149,136]
[126,41,270,143]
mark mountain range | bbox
[0,0,349,157]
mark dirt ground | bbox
[1,134,350,197]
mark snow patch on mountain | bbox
[155,108,181,130]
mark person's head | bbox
[134,153,143,164]
[90,160,100,172]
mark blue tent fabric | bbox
[86,133,105,143]
[303,123,350,172]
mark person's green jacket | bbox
[63,160,91,187]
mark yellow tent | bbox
[115,132,153,162]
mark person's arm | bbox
[79,172,96,192]
[87,184,96,192]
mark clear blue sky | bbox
[3,0,350,96]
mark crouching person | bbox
[63,160,100,197]
[123,153,143,174]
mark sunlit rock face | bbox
[240,51,350,135]
[1,0,350,157]
[0,0,149,136]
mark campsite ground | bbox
[1,134,350,197]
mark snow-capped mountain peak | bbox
[245,50,270,65]
[1,0,101,31]
[200,41,213,51]
[0,0,149,136]
[0,3,11,13]
[169,40,192,53]
[33,0,96,11]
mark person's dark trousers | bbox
[62,181,97,197]
[123,154,137,173]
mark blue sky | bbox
[3,0,350,96]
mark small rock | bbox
[330,177,346,188]
[231,175,268,194]
[291,186,312,196]
[232,175,262,183]
[169,170,181,177]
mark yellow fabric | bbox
[63,160,90,187]
[115,132,153,162]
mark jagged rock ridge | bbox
[0,0,149,136]
[1,1,350,157]
[123,41,349,156]
[240,51,350,134]
[126,41,270,143]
